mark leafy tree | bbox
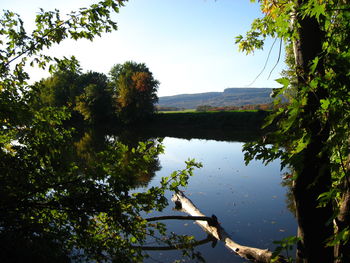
[237,0,350,262]
[0,2,201,262]
[110,61,159,123]
[32,69,115,124]
[31,65,81,109]
[74,71,114,124]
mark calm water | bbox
[144,137,297,263]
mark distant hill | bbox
[157,88,273,109]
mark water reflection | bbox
[74,127,162,188]
[0,125,163,262]
[0,124,296,263]
[146,138,297,263]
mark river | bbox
[143,137,297,263]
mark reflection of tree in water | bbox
[74,127,162,188]
[0,121,170,262]
[281,172,296,217]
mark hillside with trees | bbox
[158,87,273,109]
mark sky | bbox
[1,0,286,97]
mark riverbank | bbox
[142,111,271,142]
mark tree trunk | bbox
[334,184,350,262]
[171,191,280,263]
[293,148,333,263]
[292,1,334,262]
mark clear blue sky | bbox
[2,0,286,96]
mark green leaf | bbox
[310,56,319,73]
[292,134,310,154]
[320,99,330,110]
[275,77,290,88]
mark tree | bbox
[32,69,115,124]
[110,61,159,123]
[0,2,201,262]
[237,1,350,262]
[31,65,81,109]
[74,71,114,124]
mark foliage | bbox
[32,62,160,125]
[1,0,123,128]
[271,236,301,263]
[74,71,114,123]
[30,66,81,109]
[31,68,115,124]
[1,110,202,261]
[110,61,159,123]
[238,0,350,261]
[0,1,203,262]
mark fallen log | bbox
[145,215,215,224]
[171,191,280,263]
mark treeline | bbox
[196,103,273,112]
[30,61,159,125]
[157,104,277,113]
[156,106,185,112]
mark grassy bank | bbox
[154,110,269,128]
[142,110,271,142]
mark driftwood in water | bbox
[146,215,215,224]
[172,191,278,263]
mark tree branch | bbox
[172,191,284,263]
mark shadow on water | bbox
[115,111,271,143]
